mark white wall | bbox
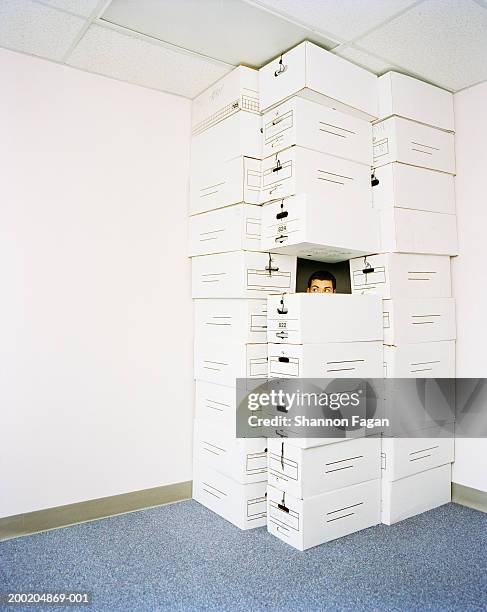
[452,80,487,492]
[0,49,193,517]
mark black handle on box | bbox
[278,357,289,363]
[277,295,288,315]
[265,253,279,274]
[276,210,288,220]
[272,159,282,173]
[274,55,287,77]
[362,256,375,274]
[278,490,289,512]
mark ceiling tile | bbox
[0,0,86,61]
[333,44,401,74]
[356,0,487,91]
[247,0,419,42]
[66,24,232,97]
[32,0,103,18]
[100,0,339,68]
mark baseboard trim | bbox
[452,482,487,513]
[0,480,192,541]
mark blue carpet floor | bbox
[0,501,486,611]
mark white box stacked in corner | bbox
[190,67,262,217]
[259,41,378,121]
[192,65,260,136]
[379,386,455,526]
[193,298,270,387]
[190,66,271,530]
[189,205,262,257]
[192,251,297,299]
[260,194,379,263]
[261,97,372,163]
[194,419,267,485]
[366,73,457,526]
[380,423,454,526]
[193,462,267,530]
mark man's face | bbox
[307,279,335,293]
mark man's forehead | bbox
[311,279,332,285]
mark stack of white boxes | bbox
[190,45,458,547]
[257,42,385,550]
[350,72,457,525]
[189,67,297,529]
[258,41,380,263]
[265,294,384,550]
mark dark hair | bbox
[307,271,337,290]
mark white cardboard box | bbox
[189,204,262,257]
[349,253,452,299]
[192,251,297,298]
[193,419,267,484]
[379,208,458,255]
[260,146,371,206]
[381,464,451,525]
[383,341,456,378]
[267,293,382,344]
[193,463,267,530]
[383,381,455,436]
[268,437,381,498]
[383,298,456,345]
[194,379,270,428]
[260,194,379,262]
[194,340,267,387]
[373,163,455,214]
[194,299,267,345]
[377,72,454,132]
[268,342,384,378]
[381,432,454,482]
[195,381,238,428]
[189,156,261,216]
[192,66,259,135]
[267,479,381,550]
[262,97,372,163]
[191,112,262,175]
[259,41,378,121]
[373,117,455,174]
